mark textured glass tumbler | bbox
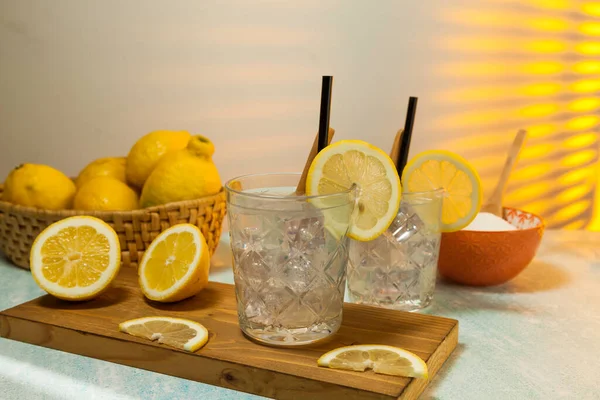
[347,189,443,312]
[225,173,355,346]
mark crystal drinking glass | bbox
[347,189,443,312]
[226,173,356,346]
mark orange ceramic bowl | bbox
[438,207,545,286]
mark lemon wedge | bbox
[306,140,402,241]
[138,224,210,302]
[29,216,121,301]
[402,150,482,232]
[119,316,209,352]
[317,344,428,379]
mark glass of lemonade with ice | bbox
[225,173,356,346]
[347,189,443,312]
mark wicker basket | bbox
[0,185,227,270]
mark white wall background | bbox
[1,0,599,229]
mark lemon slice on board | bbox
[138,223,210,303]
[29,216,121,301]
[402,150,482,232]
[306,140,402,241]
[317,344,428,379]
[119,316,209,352]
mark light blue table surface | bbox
[1,230,599,400]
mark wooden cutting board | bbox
[0,268,458,400]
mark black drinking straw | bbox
[396,96,419,175]
[318,76,333,152]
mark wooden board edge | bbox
[343,301,461,325]
[399,321,459,400]
[0,314,397,400]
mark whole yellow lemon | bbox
[74,177,139,211]
[126,130,191,188]
[76,157,127,188]
[140,135,222,208]
[2,164,76,210]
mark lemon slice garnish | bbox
[306,140,402,241]
[29,216,121,301]
[119,316,209,352]
[317,344,428,379]
[402,150,482,232]
[138,223,210,303]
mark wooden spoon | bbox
[481,129,527,217]
[295,128,335,195]
[389,129,404,170]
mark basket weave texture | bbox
[0,185,226,270]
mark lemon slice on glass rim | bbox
[318,344,428,378]
[402,150,482,232]
[306,140,402,241]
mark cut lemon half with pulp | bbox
[29,216,121,301]
[318,345,428,379]
[402,150,482,232]
[138,223,210,303]
[119,316,209,352]
[306,140,401,241]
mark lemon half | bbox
[30,216,121,301]
[138,224,210,303]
